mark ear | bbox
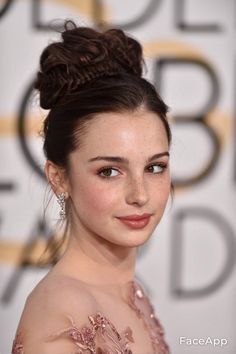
[44,160,69,196]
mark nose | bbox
[125,175,149,207]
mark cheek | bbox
[74,179,118,215]
[152,178,171,206]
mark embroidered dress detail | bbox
[126,280,170,354]
[11,280,170,354]
[46,312,134,353]
[11,313,134,354]
[11,333,24,354]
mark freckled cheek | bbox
[74,181,119,215]
[151,181,170,207]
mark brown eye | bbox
[99,168,119,178]
[147,164,167,173]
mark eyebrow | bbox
[88,151,169,164]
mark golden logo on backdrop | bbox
[143,39,230,144]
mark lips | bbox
[117,213,152,221]
[116,213,152,229]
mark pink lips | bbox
[116,213,152,229]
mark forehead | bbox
[76,110,169,156]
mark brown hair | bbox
[36,20,171,265]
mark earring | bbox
[56,192,67,220]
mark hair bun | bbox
[102,28,143,77]
[35,21,144,109]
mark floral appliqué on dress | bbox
[126,280,170,354]
[12,312,133,354]
[48,312,134,354]
[11,280,170,354]
[12,333,24,354]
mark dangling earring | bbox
[56,192,67,220]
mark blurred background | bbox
[0,0,235,353]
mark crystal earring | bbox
[56,192,67,220]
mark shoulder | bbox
[14,273,98,353]
[20,272,98,326]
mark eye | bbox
[98,167,120,178]
[146,163,167,174]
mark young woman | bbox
[12,21,171,354]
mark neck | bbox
[54,223,137,288]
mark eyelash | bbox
[97,163,168,179]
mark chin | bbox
[111,230,153,248]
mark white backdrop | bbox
[0,1,235,353]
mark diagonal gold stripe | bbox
[205,110,231,144]
[143,40,207,60]
[0,115,44,136]
[0,115,17,135]
[0,239,47,265]
[49,0,110,22]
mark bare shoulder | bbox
[37,271,96,302]
[14,272,99,353]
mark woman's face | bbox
[67,109,170,248]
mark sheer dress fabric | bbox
[12,279,170,354]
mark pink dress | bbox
[11,279,170,354]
